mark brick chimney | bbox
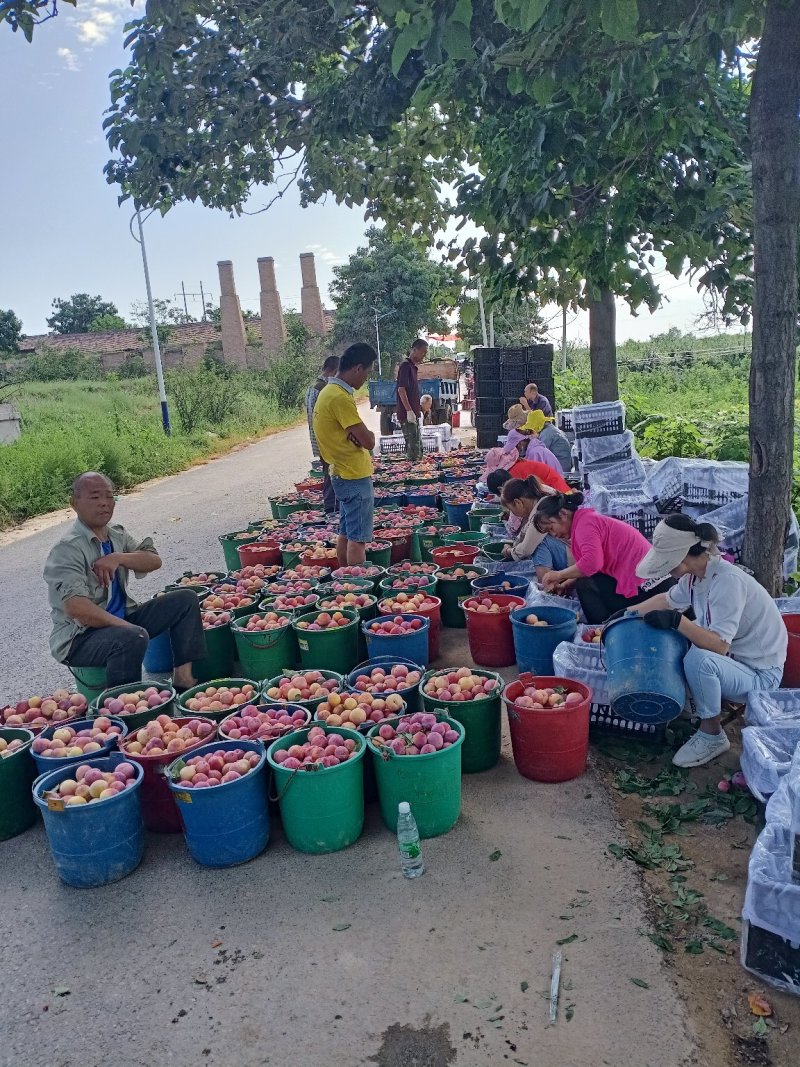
[258,256,286,359]
[217,260,248,368]
[299,252,326,336]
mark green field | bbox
[0,375,303,529]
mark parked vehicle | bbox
[369,359,461,435]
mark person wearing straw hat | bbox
[503,403,527,432]
[520,409,572,473]
[631,514,786,768]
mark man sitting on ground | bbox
[44,472,206,689]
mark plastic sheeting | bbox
[552,640,610,706]
[577,430,635,466]
[645,457,748,509]
[740,725,800,802]
[586,455,646,489]
[745,690,800,727]
[702,498,800,580]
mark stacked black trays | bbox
[473,345,555,449]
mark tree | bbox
[0,309,23,353]
[88,313,129,332]
[129,298,195,328]
[327,228,459,372]
[458,295,547,348]
[0,1,75,41]
[46,294,121,335]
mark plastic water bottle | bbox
[397,801,425,878]
[475,481,488,501]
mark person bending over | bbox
[313,343,378,566]
[534,492,674,622]
[498,476,571,580]
[631,515,786,768]
[44,472,206,689]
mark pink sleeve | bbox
[571,513,605,577]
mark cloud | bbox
[56,47,80,72]
[307,244,345,267]
[75,0,131,47]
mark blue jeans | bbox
[331,475,374,544]
[683,646,783,720]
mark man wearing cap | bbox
[519,383,553,418]
[631,514,786,768]
[520,410,572,472]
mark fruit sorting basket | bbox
[572,401,625,438]
[586,455,646,489]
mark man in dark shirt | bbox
[519,382,554,418]
[396,338,428,460]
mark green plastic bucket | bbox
[443,531,490,549]
[275,498,310,520]
[90,682,176,732]
[193,621,236,684]
[219,531,260,571]
[316,594,378,660]
[418,525,460,563]
[479,540,510,562]
[231,611,298,678]
[69,665,108,703]
[279,545,305,569]
[435,565,488,628]
[177,678,261,721]
[420,669,503,773]
[378,574,438,598]
[365,542,392,567]
[261,669,344,715]
[266,725,365,853]
[292,608,360,674]
[0,728,37,840]
[367,714,464,837]
[468,506,503,531]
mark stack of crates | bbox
[473,344,555,449]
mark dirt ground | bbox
[596,713,800,1067]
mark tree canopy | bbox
[458,295,547,348]
[0,309,24,353]
[327,227,458,369]
[88,313,129,332]
[46,293,121,335]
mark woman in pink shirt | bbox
[533,492,674,623]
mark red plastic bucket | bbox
[502,674,591,783]
[374,529,413,564]
[431,545,480,569]
[451,411,461,428]
[461,594,525,667]
[782,615,800,686]
[237,541,282,568]
[121,716,217,832]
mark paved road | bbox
[0,413,697,1067]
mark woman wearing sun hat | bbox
[631,514,787,768]
[520,409,572,472]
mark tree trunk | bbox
[588,288,619,402]
[743,0,800,593]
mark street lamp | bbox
[373,305,396,378]
[130,208,171,435]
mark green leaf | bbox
[392,24,423,76]
[332,923,351,932]
[395,10,411,28]
[442,21,474,61]
[601,0,639,41]
[520,980,529,992]
[507,68,525,95]
[451,0,473,25]
[684,938,704,955]
[489,849,502,861]
[752,1018,768,1037]
[556,934,578,946]
[629,978,649,989]
[520,0,549,32]
[52,986,71,997]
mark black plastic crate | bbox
[475,375,502,398]
[473,348,500,373]
[500,375,527,395]
[589,704,665,740]
[477,428,501,449]
[475,396,505,417]
[742,921,800,992]
[474,413,502,433]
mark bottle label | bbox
[400,841,421,860]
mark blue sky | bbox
[0,1,733,345]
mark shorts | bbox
[331,475,374,544]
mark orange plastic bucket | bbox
[431,545,480,569]
[502,674,591,783]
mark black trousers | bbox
[67,588,206,687]
[574,573,676,625]
[321,460,337,515]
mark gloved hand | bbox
[643,609,682,631]
[406,409,416,424]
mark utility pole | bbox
[135,210,171,435]
[199,281,207,321]
[489,308,495,348]
[476,278,489,347]
[561,304,568,372]
[180,281,189,319]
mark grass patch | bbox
[0,375,303,528]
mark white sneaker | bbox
[672,729,730,768]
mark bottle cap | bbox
[398,801,410,815]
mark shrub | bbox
[167,366,242,433]
[263,350,316,408]
[24,347,104,382]
[118,353,149,379]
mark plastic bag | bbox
[525,586,582,619]
[740,725,800,802]
[578,430,635,466]
[703,500,800,579]
[552,641,609,704]
[746,690,800,727]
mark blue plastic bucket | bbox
[374,492,405,507]
[346,656,424,714]
[405,488,440,508]
[510,606,579,674]
[472,572,530,599]
[361,614,430,668]
[31,717,128,776]
[33,752,145,887]
[143,630,173,673]
[443,499,472,530]
[602,616,689,724]
[167,739,269,868]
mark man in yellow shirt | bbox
[313,343,378,565]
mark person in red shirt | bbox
[508,458,569,493]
